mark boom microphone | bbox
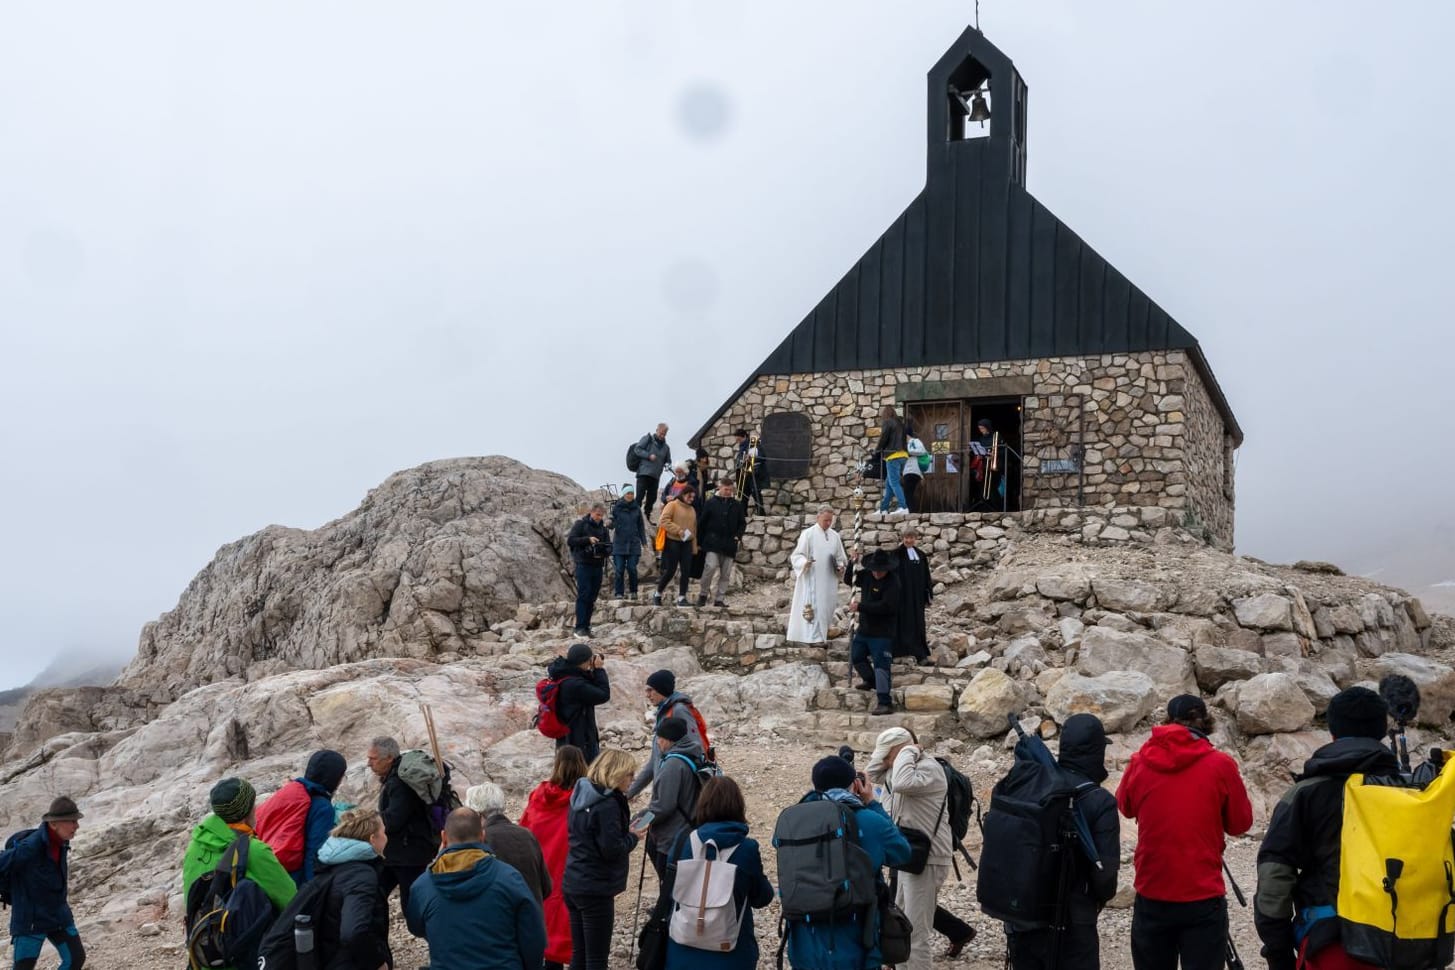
[1378,674,1422,728]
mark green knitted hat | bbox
[209,777,256,823]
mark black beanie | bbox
[811,755,857,793]
[565,643,594,667]
[656,718,688,742]
[646,670,676,697]
[304,749,347,795]
[1327,686,1388,740]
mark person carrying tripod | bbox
[1116,695,1253,970]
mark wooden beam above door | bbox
[894,376,1034,403]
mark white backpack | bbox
[668,832,746,952]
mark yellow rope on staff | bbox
[734,434,758,496]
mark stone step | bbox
[813,682,961,714]
[787,710,961,750]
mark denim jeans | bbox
[612,551,640,596]
[851,634,894,705]
[13,926,85,970]
[880,456,908,511]
[575,561,604,629]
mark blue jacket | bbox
[405,843,546,970]
[610,498,649,554]
[784,791,911,970]
[664,821,775,970]
[0,823,74,936]
[298,776,337,885]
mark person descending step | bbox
[876,405,910,515]
[696,476,747,607]
[845,549,901,716]
[254,748,348,886]
[786,506,847,645]
[1117,695,1253,970]
[890,526,933,665]
[653,486,698,607]
[631,424,672,520]
[609,484,649,601]
[627,669,709,799]
[1,797,87,970]
[405,808,546,970]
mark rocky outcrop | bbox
[117,458,587,702]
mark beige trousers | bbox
[896,862,949,970]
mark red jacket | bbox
[520,780,573,965]
[1116,724,1253,902]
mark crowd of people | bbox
[3,658,1441,970]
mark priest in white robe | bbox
[787,506,848,643]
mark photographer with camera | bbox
[1116,695,1252,970]
[567,503,612,638]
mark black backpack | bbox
[975,757,1093,929]
[185,835,277,970]
[0,829,35,909]
[935,758,981,876]
[773,797,878,921]
[254,869,337,970]
[626,437,646,473]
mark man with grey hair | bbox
[566,502,611,637]
[368,735,437,912]
[631,423,672,519]
[786,506,846,643]
[464,783,551,903]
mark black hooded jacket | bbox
[1055,716,1122,925]
[316,856,392,970]
[378,760,440,868]
[1254,736,1401,970]
[547,657,610,763]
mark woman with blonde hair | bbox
[521,746,590,970]
[260,807,392,969]
[563,749,639,970]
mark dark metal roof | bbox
[692,27,1241,447]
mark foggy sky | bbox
[3,2,1453,689]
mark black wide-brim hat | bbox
[862,550,898,572]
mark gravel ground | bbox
[83,736,1267,970]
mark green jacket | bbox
[182,814,297,913]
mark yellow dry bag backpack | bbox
[1336,758,1455,969]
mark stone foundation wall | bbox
[698,350,1236,548]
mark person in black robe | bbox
[891,526,933,664]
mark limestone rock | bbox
[1230,673,1315,735]
[1002,635,1051,678]
[1045,671,1157,734]
[1262,632,1306,659]
[1077,627,1196,695]
[1193,646,1263,692]
[902,685,956,713]
[1092,577,1170,613]
[957,668,1025,738]
[1035,565,1093,603]
[1233,594,1295,631]
[117,458,587,701]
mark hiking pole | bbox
[1223,859,1246,908]
[627,841,649,969]
[1222,860,1247,970]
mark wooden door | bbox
[906,401,966,513]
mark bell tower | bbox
[926,27,1028,188]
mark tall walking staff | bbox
[627,841,649,969]
[841,484,868,687]
[1223,859,1248,970]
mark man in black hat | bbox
[1255,686,1399,970]
[544,643,611,764]
[636,717,706,878]
[1117,695,1253,970]
[1,797,86,970]
[846,549,902,715]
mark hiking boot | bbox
[675,596,688,607]
[945,927,977,958]
[871,702,894,716]
[695,594,708,607]
[651,592,662,606]
[853,681,874,691]
[713,599,727,608]
[572,627,591,638]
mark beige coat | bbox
[867,745,953,866]
[657,498,699,554]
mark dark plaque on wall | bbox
[759,411,812,480]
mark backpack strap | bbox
[217,832,250,887]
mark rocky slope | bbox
[3,456,1452,969]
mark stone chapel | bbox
[691,27,1241,548]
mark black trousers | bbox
[1130,895,1228,970]
[739,475,764,512]
[903,473,920,512]
[380,863,427,916]
[1006,923,1100,970]
[565,891,615,970]
[656,538,691,597]
[636,474,661,519]
[934,904,974,942]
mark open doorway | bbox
[905,397,1023,513]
